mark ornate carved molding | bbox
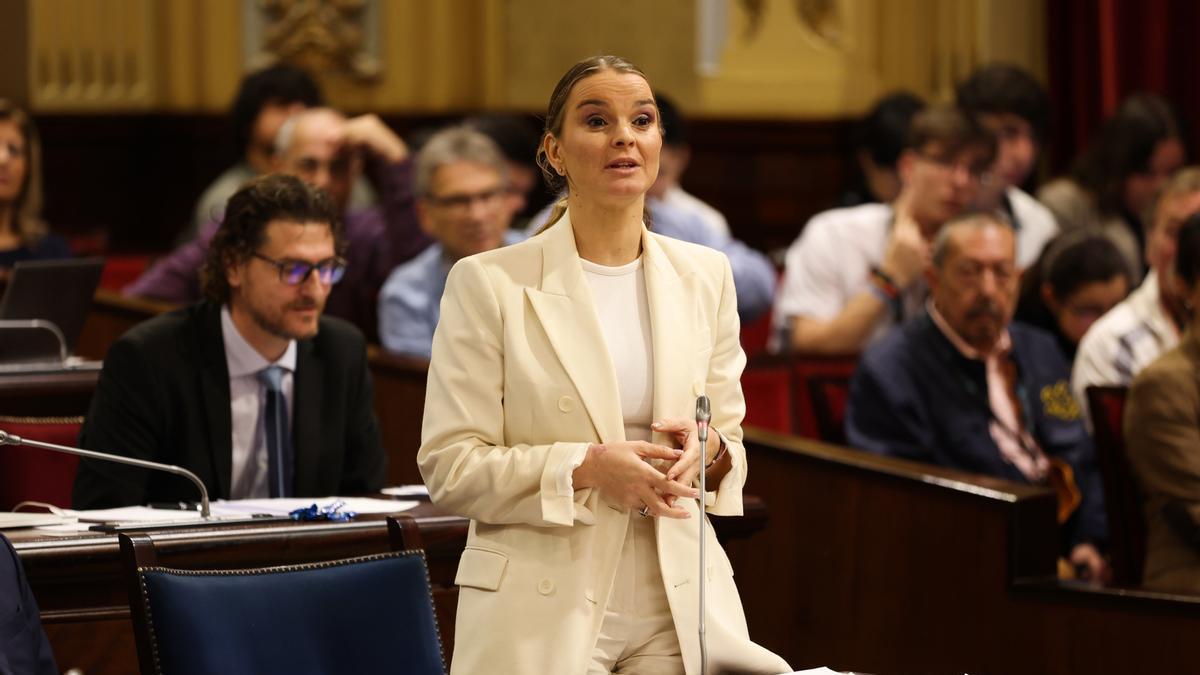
[245,0,382,81]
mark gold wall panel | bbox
[18,0,1047,118]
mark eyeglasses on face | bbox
[251,252,347,286]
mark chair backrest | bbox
[1085,385,1145,587]
[807,374,853,445]
[120,533,446,675]
[789,356,858,440]
[742,364,794,433]
[0,416,82,510]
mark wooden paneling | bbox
[34,113,847,255]
[728,428,1200,673]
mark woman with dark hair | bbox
[0,100,70,271]
[1015,232,1131,361]
[1125,214,1200,594]
[418,55,789,674]
[1039,93,1186,281]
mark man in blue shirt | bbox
[846,212,1109,581]
[378,127,524,358]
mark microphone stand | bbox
[695,395,711,675]
[0,429,212,519]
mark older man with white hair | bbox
[846,211,1109,581]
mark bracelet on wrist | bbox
[705,431,728,469]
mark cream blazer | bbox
[418,214,790,675]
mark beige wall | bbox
[14,0,1046,118]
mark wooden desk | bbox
[0,367,99,417]
[728,428,1200,674]
[14,497,767,674]
[11,502,466,675]
[76,290,175,361]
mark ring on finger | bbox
[639,505,650,517]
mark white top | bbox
[771,203,926,351]
[661,185,731,238]
[580,256,655,443]
[220,306,297,499]
[1008,186,1060,269]
[1072,271,1180,424]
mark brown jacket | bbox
[1125,329,1200,593]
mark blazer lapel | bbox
[197,305,234,499]
[524,216,624,443]
[642,231,696,423]
[292,339,323,495]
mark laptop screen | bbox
[0,258,105,355]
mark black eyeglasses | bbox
[252,252,347,286]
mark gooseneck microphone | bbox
[0,429,212,519]
[695,394,711,674]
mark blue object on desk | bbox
[289,500,357,522]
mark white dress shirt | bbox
[220,306,297,499]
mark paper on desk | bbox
[69,506,204,524]
[65,497,417,523]
[380,484,429,498]
[210,497,418,517]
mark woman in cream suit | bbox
[418,56,789,674]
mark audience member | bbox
[1014,232,1130,362]
[1072,167,1200,417]
[845,212,1108,580]
[378,127,525,358]
[0,533,58,675]
[651,93,731,237]
[0,100,70,271]
[74,175,385,509]
[125,107,428,339]
[1125,215,1200,594]
[185,64,324,243]
[956,63,1059,269]
[1039,93,1186,280]
[773,106,996,354]
[462,113,548,225]
[840,91,926,207]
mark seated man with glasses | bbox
[845,212,1109,581]
[74,175,386,509]
[126,107,427,342]
[772,105,997,353]
[378,127,524,359]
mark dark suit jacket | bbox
[0,534,57,675]
[846,313,1108,548]
[1125,329,1200,593]
[72,302,386,509]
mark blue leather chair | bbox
[120,527,445,675]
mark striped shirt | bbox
[1072,271,1180,424]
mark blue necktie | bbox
[258,365,292,498]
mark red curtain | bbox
[1045,0,1197,173]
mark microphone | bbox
[694,394,711,675]
[0,428,212,519]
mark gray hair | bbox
[931,210,1014,267]
[414,126,508,198]
[273,107,344,158]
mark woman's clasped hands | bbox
[572,416,719,519]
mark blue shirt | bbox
[528,198,776,322]
[378,230,526,358]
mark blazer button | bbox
[557,396,574,413]
[537,578,555,595]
